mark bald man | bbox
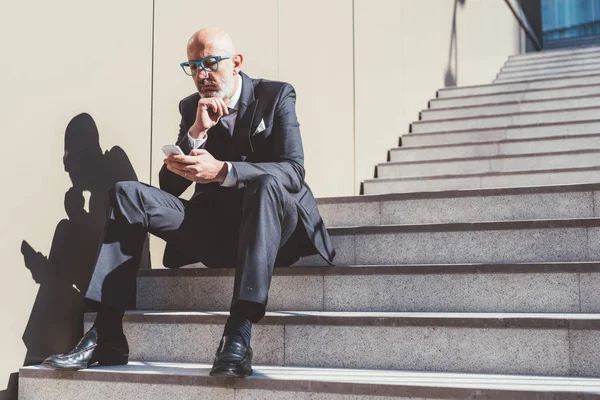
[42,28,335,377]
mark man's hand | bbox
[189,97,230,139]
[164,149,229,184]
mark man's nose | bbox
[196,68,209,79]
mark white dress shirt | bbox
[188,74,243,187]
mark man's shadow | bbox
[19,113,148,368]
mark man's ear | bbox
[233,53,244,74]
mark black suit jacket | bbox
[159,71,335,266]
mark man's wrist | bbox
[189,124,208,140]
[216,161,228,183]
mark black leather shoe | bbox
[209,335,253,377]
[42,327,129,371]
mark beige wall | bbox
[278,0,355,197]
[0,0,524,397]
[354,0,522,192]
[0,0,152,397]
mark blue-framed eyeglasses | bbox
[180,54,235,76]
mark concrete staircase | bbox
[19,46,600,399]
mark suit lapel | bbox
[233,72,258,157]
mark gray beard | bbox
[200,74,236,99]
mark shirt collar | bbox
[228,74,243,110]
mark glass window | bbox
[542,0,600,42]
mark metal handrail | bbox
[504,0,542,51]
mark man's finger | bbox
[210,98,224,116]
[209,98,218,114]
[167,164,194,180]
[217,97,228,115]
[166,163,185,173]
[214,98,226,117]
[166,164,183,175]
[190,149,208,156]
[184,165,202,174]
[166,160,193,170]
[168,154,196,164]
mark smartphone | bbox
[162,145,184,157]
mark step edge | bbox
[366,165,600,183]
[317,183,600,204]
[496,71,600,84]
[83,310,600,329]
[508,46,600,60]
[497,68,600,82]
[412,104,600,125]
[404,118,600,138]
[380,148,600,167]
[425,92,600,113]
[20,364,600,398]
[438,72,600,95]
[432,82,600,102]
[502,56,600,71]
[392,132,600,152]
[324,217,600,235]
[137,262,600,278]
[499,63,600,76]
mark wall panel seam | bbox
[149,0,156,185]
[277,0,280,81]
[352,0,357,195]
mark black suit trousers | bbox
[85,174,300,322]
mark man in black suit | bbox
[42,27,335,377]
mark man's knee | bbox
[246,174,281,195]
[110,181,147,225]
[113,181,144,197]
[243,175,287,215]
[110,181,145,204]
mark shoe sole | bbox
[209,367,253,378]
[42,360,88,371]
[41,357,128,371]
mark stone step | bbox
[497,62,600,81]
[392,134,600,162]
[501,55,600,73]
[508,45,600,62]
[77,311,600,377]
[401,119,600,147]
[378,149,600,179]
[19,363,600,400]
[422,94,600,120]
[429,83,600,109]
[137,263,600,314]
[362,166,600,195]
[506,50,600,68]
[299,218,600,266]
[437,73,600,98]
[495,69,600,84]
[317,183,600,226]
[21,363,600,400]
[411,106,600,134]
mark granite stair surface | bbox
[20,45,600,399]
[75,311,600,377]
[422,93,600,120]
[429,84,600,108]
[20,363,600,400]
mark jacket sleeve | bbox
[159,100,194,197]
[230,84,305,193]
